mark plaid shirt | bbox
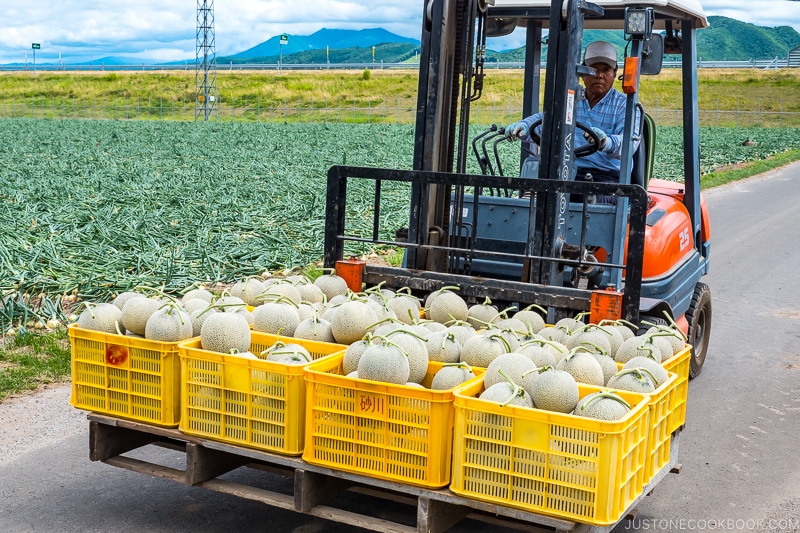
[521,87,640,175]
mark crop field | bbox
[2,117,800,331]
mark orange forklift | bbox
[324,0,712,376]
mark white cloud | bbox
[0,1,798,64]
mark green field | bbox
[1,68,799,126]
[2,117,800,334]
[1,67,800,335]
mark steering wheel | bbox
[511,118,601,158]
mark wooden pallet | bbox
[87,413,681,533]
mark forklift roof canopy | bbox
[489,0,709,29]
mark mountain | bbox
[231,27,419,59]
[223,17,800,66]
[220,42,419,65]
[489,16,800,62]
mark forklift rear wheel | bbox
[686,282,712,379]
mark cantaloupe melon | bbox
[573,391,631,420]
[556,348,605,386]
[183,298,210,315]
[566,325,613,355]
[297,283,326,305]
[622,356,668,387]
[606,367,657,393]
[615,335,663,363]
[293,316,336,343]
[182,288,213,305]
[512,304,547,334]
[479,371,533,407]
[493,316,527,335]
[385,330,429,384]
[330,299,378,345]
[145,303,193,342]
[258,280,302,306]
[252,298,300,337]
[537,326,570,345]
[231,278,266,307]
[190,305,216,337]
[343,339,372,375]
[357,342,410,385]
[430,362,475,390]
[484,353,537,390]
[200,312,251,354]
[121,297,161,336]
[428,287,468,324]
[516,340,557,368]
[112,292,143,312]
[77,302,125,335]
[314,271,349,300]
[466,297,498,329]
[446,321,477,347]
[529,368,579,413]
[424,331,461,363]
[387,293,422,325]
[460,332,510,368]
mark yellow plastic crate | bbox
[302,355,484,488]
[450,379,650,526]
[616,344,691,437]
[661,346,690,434]
[69,324,183,427]
[179,333,346,456]
[631,371,680,485]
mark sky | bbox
[1,1,799,64]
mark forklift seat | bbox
[631,111,656,190]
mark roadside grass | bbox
[702,149,800,188]
[0,328,71,401]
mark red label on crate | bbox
[356,392,386,418]
[105,345,128,366]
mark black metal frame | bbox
[323,164,648,323]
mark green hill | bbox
[695,16,800,60]
[490,16,800,62]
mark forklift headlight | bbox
[624,8,653,39]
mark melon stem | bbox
[488,332,512,353]
[662,310,689,341]
[81,301,98,320]
[519,304,545,316]
[612,366,658,385]
[496,369,525,407]
[577,341,608,356]
[580,391,632,412]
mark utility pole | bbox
[195,0,218,121]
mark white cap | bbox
[584,41,617,68]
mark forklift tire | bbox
[686,282,712,379]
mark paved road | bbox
[1,162,799,533]
[615,163,800,532]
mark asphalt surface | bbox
[1,162,799,533]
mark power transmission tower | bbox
[195,0,218,121]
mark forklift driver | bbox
[504,41,639,204]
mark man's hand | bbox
[583,127,607,150]
[504,121,529,141]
